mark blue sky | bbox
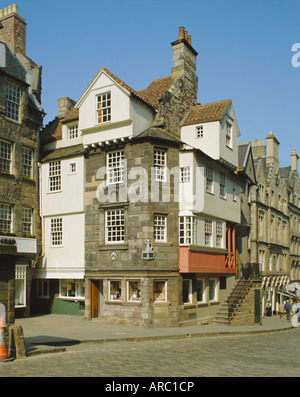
[6,0,300,166]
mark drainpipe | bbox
[37,162,45,259]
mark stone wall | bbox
[84,138,182,326]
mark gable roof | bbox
[182,99,232,126]
[75,66,156,113]
[238,143,256,184]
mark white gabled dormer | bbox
[75,67,155,146]
[181,99,240,169]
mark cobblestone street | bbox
[1,330,299,378]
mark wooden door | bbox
[90,280,99,318]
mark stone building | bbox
[281,150,300,283]
[0,4,43,324]
[239,132,300,315]
[236,142,256,274]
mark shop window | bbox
[209,279,217,301]
[109,280,122,301]
[196,279,204,303]
[127,281,141,302]
[153,281,167,302]
[183,279,192,304]
[60,279,85,299]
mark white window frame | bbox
[68,161,77,175]
[22,207,33,235]
[127,280,141,302]
[22,147,33,178]
[105,209,125,244]
[96,92,111,124]
[154,149,167,182]
[109,280,122,301]
[233,188,237,202]
[180,166,191,182]
[0,203,13,233]
[183,279,193,304]
[205,166,214,194]
[196,278,205,303]
[6,82,21,122]
[195,125,204,138]
[48,161,62,192]
[219,173,226,199]
[107,151,125,185]
[204,219,213,247]
[0,140,12,174]
[225,121,232,148]
[179,216,196,245]
[208,278,218,302]
[153,280,167,302]
[216,221,224,248]
[15,265,27,307]
[154,215,167,242]
[50,217,63,247]
[68,125,78,139]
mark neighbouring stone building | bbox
[238,133,300,315]
[0,4,43,324]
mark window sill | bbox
[0,172,15,180]
[23,177,36,185]
[152,242,172,247]
[58,296,85,301]
[99,243,128,251]
[5,116,21,125]
[47,190,62,194]
[153,301,170,306]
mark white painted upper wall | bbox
[179,150,241,224]
[41,213,85,279]
[180,103,239,168]
[41,156,85,216]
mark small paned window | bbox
[97,92,111,123]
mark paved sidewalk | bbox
[13,313,297,357]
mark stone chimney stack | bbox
[0,4,26,56]
[171,26,198,105]
[290,150,299,173]
[266,131,279,166]
[57,97,76,119]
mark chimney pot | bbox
[178,26,185,40]
[187,35,191,45]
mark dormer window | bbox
[6,82,21,122]
[68,125,78,139]
[97,92,111,124]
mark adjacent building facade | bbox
[0,4,43,324]
[238,134,300,315]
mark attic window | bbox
[68,125,78,139]
[97,92,111,124]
